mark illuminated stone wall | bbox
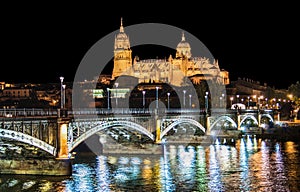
[112,19,230,86]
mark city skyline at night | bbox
[1,4,300,191]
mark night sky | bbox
[1,3,298,89]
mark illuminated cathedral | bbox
[112,18,230,86]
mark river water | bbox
[1,136,300,191]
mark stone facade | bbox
[112,18,230,86]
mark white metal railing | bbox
[1,107,270,117]
[0,108,58,117]
[70,108,205,115]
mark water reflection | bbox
[0,138,300,191]
[96,156,110,191]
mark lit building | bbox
[2,88,32,98]
[112,18,230,86]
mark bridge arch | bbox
[69,121,154,152]
[260,114,274,122]
[210,116,238,131]
[0,128,56,156]
[160,119,206,139]
[259,114,274,127]
[240,115,259,127]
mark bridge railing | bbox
[1,108,206,117]
[0,108,273,117]
[70,108,206,115]
[0,108,58,117]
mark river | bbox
[1,136,300,191]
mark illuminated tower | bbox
[112,18,132,79]
[176,31,191,59]
[175,31,191,76]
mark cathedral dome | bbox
[176,32,192,58]
[116,32,128,40]
[177,38,191,49]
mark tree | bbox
[193,80,209,109]
[288,81,300,107]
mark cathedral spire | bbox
[120,17,124,33]
[181,31,185,41]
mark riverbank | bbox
[0,158,72,176]
[261,124,300,141]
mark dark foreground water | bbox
[1,136,300,192]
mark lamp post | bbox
[167,92,170,110]
[183,90,186,108]
[107,88,110,109]
[156,86,159,109]
[253,95,257,108]
[230,97,233,107]
[142,90,146,108]
[205,91,209,114]
[115,82,119,108]
[247,96,250,109]
[258,96,263,110]
[236,94,240,103]
[62,84,66,108]
[59,76,64,109]
[189,94,192,108]
[219,96,222,108]
[205,95,208,114]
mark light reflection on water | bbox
[1,137,300,191]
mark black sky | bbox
[1,3,298,89]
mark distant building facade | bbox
[112,18,230,86]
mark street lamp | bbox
[156,87,159,109]
[183,90,186,108]
[62,84,66,108]
[115,82,119,108]
[230,97,233,107]
[236,94,240,103]
[205,91,209,113]
[189,94,192,108]
[253,95,257,107]
[247,96,250,109]
[107,88,110,109]
[167,92,170,110]
[142,90,146,108]
[258,96,263,110]
[205,95,208,114]
[59,76,64,109]
[219,96,222,108]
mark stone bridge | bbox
[0,108,275,159]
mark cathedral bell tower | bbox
[112,18,132,80]
[175,31,192,76]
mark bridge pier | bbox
[206,116,212,135]
[55,109,72,175]
[155,119,161,144]
[56,116,70,159]
[237,115,241,130]
[258,114,261,127]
